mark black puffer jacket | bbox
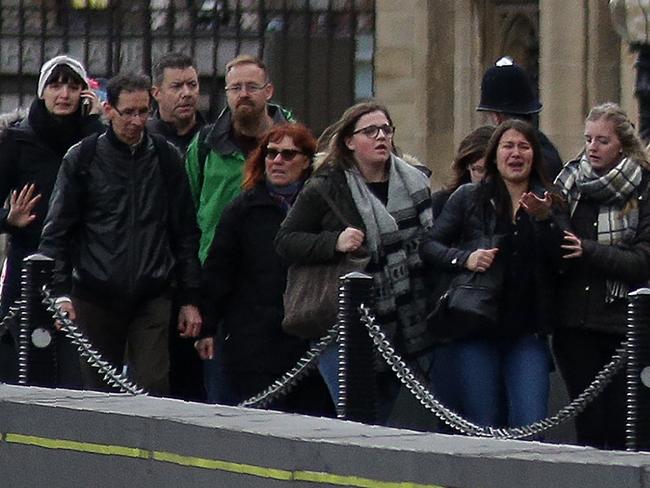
[557,166,650,334]
[39,127,201,305]
[201,182,308,374]
[420,181,566,336]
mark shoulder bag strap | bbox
[312,184,351,228]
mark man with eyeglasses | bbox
[39,73,203,396]
[185,54,294,264]
[184,55,293,403]
[148,52,207,155]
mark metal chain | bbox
[41,285,146,395]
[239,326,338,408]
[359,304,627,440]
[0,305,19,340]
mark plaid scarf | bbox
[345,155,434,354]
[555,154,643,301]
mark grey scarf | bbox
[345,154,434,354]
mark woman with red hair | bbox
[196,123,331,414]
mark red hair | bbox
[242,123,317,191]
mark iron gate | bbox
[0,0,375,133]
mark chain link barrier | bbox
[40,285,146,395]
[359,303,627,440]
[0,305,18,341]
[24,282,627,440]
[238,326,338,408]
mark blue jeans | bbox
[430,334,551,430]
[316,341,340,401]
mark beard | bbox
[232,100,265,129]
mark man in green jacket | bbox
[185,55,293,263]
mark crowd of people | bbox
[0,51,646,451]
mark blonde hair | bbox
[586,102,650,170]
[225,55,269,82]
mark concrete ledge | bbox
[1,384,649,488]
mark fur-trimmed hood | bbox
[0,108,27,143]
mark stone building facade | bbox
[374,0,635,188]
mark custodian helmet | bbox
[477,57,542,115]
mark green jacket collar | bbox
[206,103,292,156]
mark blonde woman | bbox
[554,102,650,450]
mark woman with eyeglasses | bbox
[195,123,333,415]
[431,125,495,219]
[274,101,434,424]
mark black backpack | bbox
[76,132,180,190]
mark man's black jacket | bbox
[39,127,201,306]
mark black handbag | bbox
[427,237,504,341]
[282,187,370,339]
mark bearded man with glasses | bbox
[185,54,294,265]
[184,55,293,404]
[39,73,203,396]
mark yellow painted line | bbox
[294,471,444,488]
[3,432,445,488]
[5,433,149,459]
[153,450,293,480]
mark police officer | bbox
[477,56,563,180]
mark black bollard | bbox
[336,272,377,423]
[17,254,57,387]
[626,288,650,451]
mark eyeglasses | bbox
[469,163,486,174]
[113,107,150,120]
[352,124,395,139]
[266,148,304,161]
[225,83,268,94]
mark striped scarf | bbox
[555,154,643,301]
[345,154,434,354]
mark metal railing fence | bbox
[0,0,375,133]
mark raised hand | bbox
[7,183,41,228]
[520,191,552,221]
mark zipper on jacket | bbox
[128,150,137,298]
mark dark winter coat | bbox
[538,129,563,181]
[274,164,435,354]
[201,182,308,374]
[420,181,566,337]
[274,166,365,265]
[39,127,201,306]
[557,167,650,335]
[431,188,453,220]
[0,101,105,318]
[0,103,105,249]
[145,109,207,156]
